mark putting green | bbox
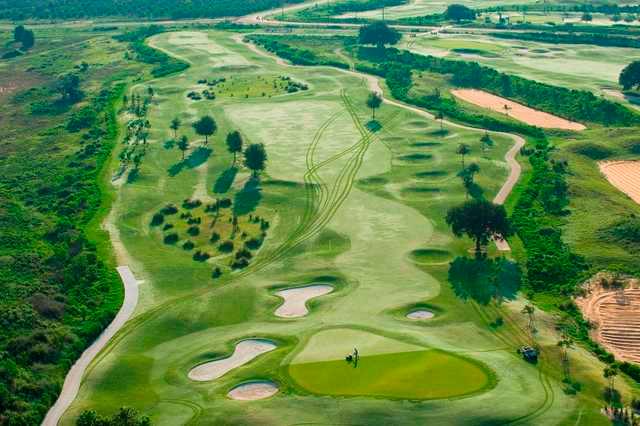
[288,349,493,400]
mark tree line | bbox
[489,30,640,49]
[0,0,304,20]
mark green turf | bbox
[288,349,494,399]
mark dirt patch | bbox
[189,339,276,381]
[275,284,333,318]
[599,161,640,205]
[451,89,586,131]
[575,272,640,363]
[227,381,279,400]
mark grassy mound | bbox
[599,217,640,253]
[288,349,493,400]
[570,142,614,160]
[410,248,452,264]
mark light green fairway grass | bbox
[288,349,493,399]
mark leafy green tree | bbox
[444,4,476,21]
[358,21,401,48]
[480,132,494,152]
[244,143,267,177]
[620,61,640,91]
[192,115,217,145]
[77,407,150,426]
[57,73,83,103]
[226,131,243,165]
[446,199,513,256]
[169,117,181,138]
[178,135,189,160]
[366,91,383,119]
[456,143,470,168]
[581,12,593,21]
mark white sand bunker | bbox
[599,161,640,205]
[406,310,435,320]
[228,381,279,401]
[188,339,276,381]
[274,284,333,318]
[452,89,586,131]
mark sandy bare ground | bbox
[452,89,586,131]
[576,273,640,364]
[188,339,276,381]
[227,381,279,400]
[406,309,434,320]
[42,266,140,426]
[236,37,525,251]
[599,161,640,205]
[275,284,333,318]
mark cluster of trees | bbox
[620,61,640,91]
[77,407,150,425]
[444,4,476,22]
[358,21,401,48]
[247,35,350,69]
[356,46,640,127]
[13,25,34,49]
[0,0,304,20]
[490,31,640,49]
[115,26,189,78]
[294,0,406,22]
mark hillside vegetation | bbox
[0,0,304,20]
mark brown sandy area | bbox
[452,89,586,131]
[599,161,640,205]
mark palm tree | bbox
[178,135,189,160]
[193,115,217,145]
[226,131,243,165]
[366,91,382,120]
[170,117,181,139]
[456,143,470,168]
[521,304,535,334]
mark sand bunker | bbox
[452,89,586,131]
[407,310,434,320]
[576,273,640,363]
[599,161,640,205]
[274,284,333,318]
[228,381,279,401]
[188,339,276,381]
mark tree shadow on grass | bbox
[168,147,213,177]
[126,168,139,184]
[448,256,521,305]
[233,177,261,216]
[213,166,238,194]
[366,120,382,132]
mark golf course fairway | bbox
[288,349,493,399]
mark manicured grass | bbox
[288,349,494,399]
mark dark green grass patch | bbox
[287,349,494,400]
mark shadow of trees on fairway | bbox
[234,177,261,216]
[213,167,238,194]
[448,256,521,305]
[168,147,212,176]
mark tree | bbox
[244,143,267,177]
[581,12,593,22]
[604,365,618,395]
[434,110,445,131]
[170,117,181,139]
[456,143,470,168]
[366,91,382,120]
[77,407,150,426]
[57,73,83,103]
[619,61,640,91]
[458,163,480,193]
[480,132,494,152]
[226,131,243,165]
[521,304,535,333]
[358,21,401,48]
[193,115,217,145]
[178,135,189,160]
[445,199,513,256]
[20,29,34,49]
[444,4,476,22]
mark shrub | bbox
[210,232,221,243]
[30,293,65,319]
[231,258,249,270]
[150,213,164,226]
[235,248,252,260]
[193,251,210,262]
[183,241,195,250]
[162,223,174,231]
[218,198,232,208]
[212,267,222,279]
[570,142,613,160]
[164,233,179,244]
[160,204,178,215]
[245,237,263,250]
[182,199,202,209]
[187,226,200,236]
[218,240,234,253]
